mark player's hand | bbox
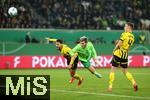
[45,37,50,43]
[45,37,50,40]
[67,64,72,70]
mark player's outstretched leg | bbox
[122,68,138,92]
[88,66,102,78]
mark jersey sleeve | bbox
[48,38,57,42]
[90,42,97,58]
[86,42,97,60]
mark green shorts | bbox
[81,61,91,68]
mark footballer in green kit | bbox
[69,36,102,78]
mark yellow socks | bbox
[125,72,136,85]
[109,72,115,88]
[108,71,136,91]
[73,74,82,81]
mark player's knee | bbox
[122,71,126,75]
[71,73,74,77]
[122,68,128,75]
[70,70,75,77]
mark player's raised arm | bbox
[113,33,125,52]
[68,44,80,69]
[45,37,57,43]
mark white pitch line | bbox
[51,89,150,100]
[0,43,26,55]
[0,85,149,99]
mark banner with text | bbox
[0,55,150,69]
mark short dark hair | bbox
[126,22,134,30]
[56,39,63,44]
[80,36,88,43]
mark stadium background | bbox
[0,0,150,100]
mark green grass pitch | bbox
[0,68,150,100]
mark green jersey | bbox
[70,42,97,62]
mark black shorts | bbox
[67,57,78,70]
[111,55,128,68]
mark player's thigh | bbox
[72,57,78,70]
[121,63,128,74]
[121,68,128,74]
[81,61,90,68]
[110,66,117,72]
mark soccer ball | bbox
[8,7,18,16]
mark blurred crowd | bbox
[0,0,149,30]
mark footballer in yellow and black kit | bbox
[60,44,78,70]
[111,31,134,68]
[46,38,83,86]
[46,38,78,69]
[108,22,138,92]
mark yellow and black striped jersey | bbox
[113,32,134,59]
[60,44,71,61]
